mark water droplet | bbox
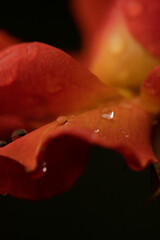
[28,161,47,179]
[56,116,68,125]
[102,111,114,120]
[120,128,129,138]
[43,166,47,173]
[11,129,27,141]
[125,0,144,18]
[0,140,7,148]
[94,129,100,133]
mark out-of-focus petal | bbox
[71,0,160,91]
[0,42,117,126]
[121,0,160,59]
[141,65,160,112]
[0,29,20,51]
[70,0,114,49]
[0,97,156,200]
[87,1,160,91]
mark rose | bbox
[0,0,159,200]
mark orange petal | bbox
[0,97,156,199]
[0,114,28,141]
[0,42,117,125]
[71,0,160,91]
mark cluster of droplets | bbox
[0,128,27,148]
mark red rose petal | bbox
[121,0,160,58]
[0,42,117,125]
[0,29,20,51]
[0,98,156,200]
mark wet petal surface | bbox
[0,98,156,200]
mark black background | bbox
[0,0,159,239]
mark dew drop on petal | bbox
[125,0,144,18]
[56,116,68,125]
[11,128,27,141]
[43,166,47,173]
[102,111,114,120]
[0,140,7,148]
[28,161,47,179]
[94,129,100,133]
[120,128,129,138]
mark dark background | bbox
[0,0,159,238]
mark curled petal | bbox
[0,42,117,125]
[0,29,20,51]
[0,98,156,199]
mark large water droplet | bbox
[56,116,68,125]
[102,111,114,120]
[125,0,144,18]
[0,140,7,148]
[11,128,27,141]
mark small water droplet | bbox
[102,111,114,120]
[56,116,68,125]
[0,140,7,148]
[11,128,27,141]
[120,128,129,138]
[125,0,144,18]
[43,166,47,173]
[28,161,47,179]
[94,129,100,133]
